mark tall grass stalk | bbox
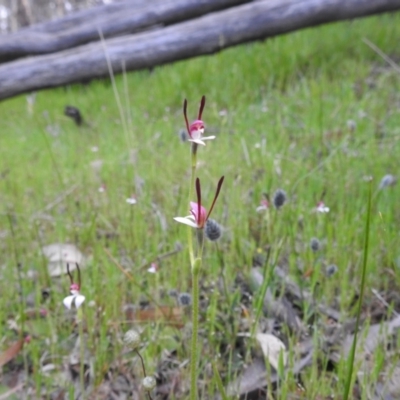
[343,180,372,400]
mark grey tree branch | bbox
[0,0,399,101]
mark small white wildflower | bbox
[256,199,269,213]
[315,201,329,213]
[63,283,85,309]
[126,195,137,205]
[147,263,158,274]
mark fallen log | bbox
[0,0,399,101]
[0,0,250,62]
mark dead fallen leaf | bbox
[249,268,304,333]
[224,351,314,398]
[342,314,400,359]
[42,243,86,277]
[0,338,26,368]
[255,333,288,370]
[375,361,400,400]
[124,305,186,328]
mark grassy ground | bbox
[1,12,400,399]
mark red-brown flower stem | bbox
[135,350,153,400]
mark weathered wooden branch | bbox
[0,0,399,101]
[0,0,250,62]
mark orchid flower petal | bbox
[190,200,207,228]
[201,136,216,141]
[148,265,158,273]
[74,294,86,308]
[174,217,199,228]
[188,139,206,146]
[63,295,75,309]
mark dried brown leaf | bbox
[0,338,25,368]
[125,305,186,328]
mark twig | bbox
[103,247,168,313]
[0,382,25,399]
[371,288,399,317]
[363,37,400,74]
[138,247,183,271]
[30,183,79,220]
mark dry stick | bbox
[138,247,182,271]
[30,183,79,221]
[98,28,131,150]
[0,382,25,400]
[3,0,400,100]
[103,247,173,318]
[363,37,400,74]
[371,288,400,317]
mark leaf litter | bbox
[2,225,400,398]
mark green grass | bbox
[1,12,400,399]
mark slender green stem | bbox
[343,181,372,400]
[187,145,197,267]
[212,362,229,400]
[77,307,85,399]
[190,258,201,400]
[188,143,200,400]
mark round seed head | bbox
[273,189,287,209]
[123,329,141,350]
[326,264,338,277]
[178,292,192,306]
[205,218,222,241]
[142,376,156,391]
[310,237,320,252]
[379,174,396,190]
